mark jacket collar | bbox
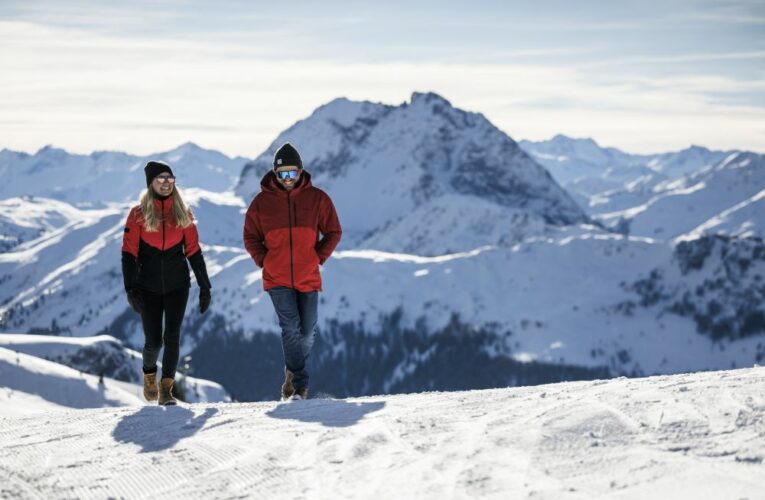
[152,194,174,214]
[260,170,312,197]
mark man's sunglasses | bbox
[277,170,299,180]
[154,175,176,184]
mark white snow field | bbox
[1,367,763,499]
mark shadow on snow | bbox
[112,405,218,452]
[266,399,385,428]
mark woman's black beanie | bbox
[144,161,174,187]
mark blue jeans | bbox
[267,287,318,391]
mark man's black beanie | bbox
[273,142,303,170]
[144,161,174,187]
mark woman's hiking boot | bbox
[143,372,158,402]
[159,377,177,406]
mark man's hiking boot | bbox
[143,372,158,402]
[293,387,308,400]
[159,377,177,406]
[281,368,295,400]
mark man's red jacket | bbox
[243,170,342,292]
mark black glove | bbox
[121,251,138,291]
[188,250,212,289]
[189,251,212,314]
[199,287,211,314]
[126,288,144,315]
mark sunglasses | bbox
[277,170,299,180]
[154,175,176,184]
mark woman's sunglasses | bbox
[277,170,299,180]
[154,175,176,184]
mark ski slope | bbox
[1,366,763,499]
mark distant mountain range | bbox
[1,92,763,402]
[0,142,247,205]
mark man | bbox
[243,142,342,400]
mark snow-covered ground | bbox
[0,347,145,415]
[0,334,231,407]
[1,366,763,499]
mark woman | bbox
[121,160,212,405]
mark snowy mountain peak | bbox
[685,144,711,154]
[530,134,610,158]
[409,91,453,107]
[235,93,589,246]
[35,144,67,155]
[171,141,205,153]
[307,96,392,128]
[549,133,598,147]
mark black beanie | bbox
[144,161,174,187]
[273,142,303,170]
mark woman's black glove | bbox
[122,252,144,314]
[199,287,211,314]
[126,288,144,315]
[188,250,212,315]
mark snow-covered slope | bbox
[1,367,763,498]
[0,346,145,415]
[682,188,765,239]
[0,333,230,403]
[521,136,764,242]
[0,142,248,205]
[0,196,87,251]
[5,191,763,402]
[615,234,765,347]
[595,152,765,239]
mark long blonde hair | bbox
[139,186,193,232]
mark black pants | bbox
[139,286,189,380]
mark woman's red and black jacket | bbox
[121,195,211,294]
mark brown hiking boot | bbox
[143,372,158,402]
[294,387,308,400]
[159,377,177,406]
[281,368,295,400]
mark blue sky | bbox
[0,0,763,156]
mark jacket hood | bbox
[260,170,313,196]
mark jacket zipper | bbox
[160,198,166,294]
[287,192,295,289]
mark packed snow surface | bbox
[1,367,763,499]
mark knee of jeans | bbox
[280,321,301,336]
[300,325,316,338]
